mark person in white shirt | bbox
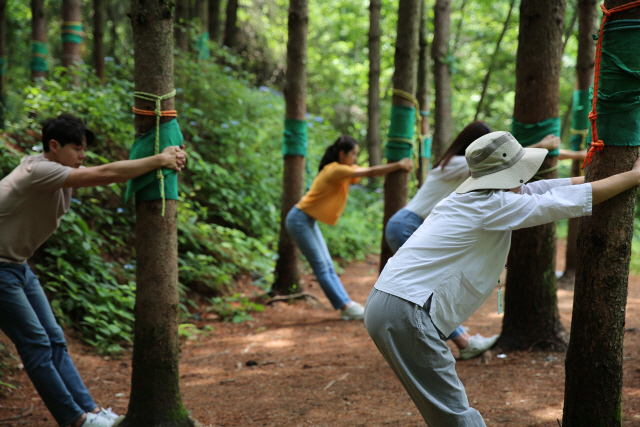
[365,130,640,427]
[384,121,562,360]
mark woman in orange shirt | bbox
[286,135,412,320]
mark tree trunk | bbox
[62,0,82,86]
[474,0,516,122]
[223,0,238,50]
[272,0,308,295]
[562,2,640,424]
[416,0,431,184]
[208,0,222,43]
[107,1,118,61]
[431,0,452,161]
[379,0,421,271]
[366,0,382,168]
[120,1,193,426]
[0,0,6,130]
[31,0,47,81]
[94,0,105,81]
[498,0,566,352]
[175,0,189,52]
[196,0,208,30]
[562,0,598,284]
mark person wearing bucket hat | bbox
[365,130,640,426]
[384,122,562,360]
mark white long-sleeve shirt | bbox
[404,156,470,219]
[374,178,592,337]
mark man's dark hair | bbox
[42,113,95,152]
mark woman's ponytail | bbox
[318,135,358,172]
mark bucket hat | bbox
[455,131,548,194]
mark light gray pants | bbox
[364,288,486,427]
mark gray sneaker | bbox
[341,302,365,320]
[459,334,499,360]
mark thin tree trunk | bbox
[562,0,598,285]
[367,0,382,168]
[196,0,208,30]
[379,0,421,271]
[431,0,452,161]
[120,1,193,426]
[107,1,118,61]
[175,0,189,52]
[451,0,467,51]
[31,0,47,81]
[0,0,6,129]
[62,0,82,86]
[208,0,222,43]
[474,0,516,122]
[94,0,105,81]
[498,0,566,352]
[223,0,238,49]
[562,1,639,424]
[416,0,431,184]
[272,0,308,295]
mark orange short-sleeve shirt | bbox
[296,162,362,226]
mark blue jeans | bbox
[285,207,351,309]
[384,209,464,341]
[0,262,96,426]
[385,208,424,254]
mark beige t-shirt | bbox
[0,154,72,264]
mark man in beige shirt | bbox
[0,114,186,427]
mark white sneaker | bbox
[81,412,117,427]
[97,408,119,421]
[341,302,365,320]
[459,334,499,360]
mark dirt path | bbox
[2,243,640,426]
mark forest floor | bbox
[2,240,640,427]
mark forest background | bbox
[0,0,634,377]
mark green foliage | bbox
[207,294,265,323]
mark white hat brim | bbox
[455,147,548,194]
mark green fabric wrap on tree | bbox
[421,136,432,159]
[282,118,307,157]
[197,31,210,60]
[590,20,640,147]
[385,104,415,161]
[570,89,591,151]
[30,41,48,72]
[511,117,560,156]
[61,23,83,44]
[124,119,183,204]
[0,57,6,77]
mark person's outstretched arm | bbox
[529,134,560,151]
[352,158,413,178]
[590,155,640,205]
[558,149,587,161]
[63,145,187,188]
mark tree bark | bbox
[31,0,47,81]
[223,0,239,50]
[94,0,105,81]
[498,0,566,352]
[379,0,421,272]
[208,0,222,43]
[562,2,640,424]
[474,0,516,122]
[107,1,119,62]
[0,0,6,129]
[431,0,452,161]
[272,0,308,295]
[366,0,382,168]
[562,0,598,284]
[120,1,193,426]
[175,0,189,52]
[196,0,208,31]
[62,0,82,86]
[416,0,431,185]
